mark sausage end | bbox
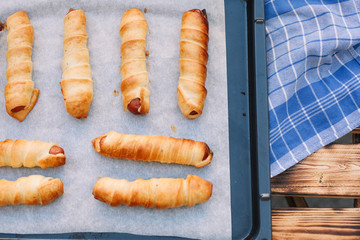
[202,144,212,160]
[127,98,142,115]
[49,146,65,155]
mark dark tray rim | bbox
[227,0,271,239]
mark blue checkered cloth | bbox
[266,0,360,177]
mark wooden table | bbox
[271,127,360,239]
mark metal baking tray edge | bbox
[226,0,271,239]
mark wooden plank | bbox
[272,208,360,240]
[271,144,360,197]
[351,127,360,134]
[352,131,360,208]
[352,132,360,208]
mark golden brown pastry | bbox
[120,8,150,115]
[177,9,209,119]
[5,11,39,122]
[0,175,64,206]
[0,139,65,168]
[92,131,213,168]
[93,175,212,208]
[61,8,93,118]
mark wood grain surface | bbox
[351,127,360,134]
[271,144,360,197]
[273,208,360,240]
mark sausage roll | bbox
[0,139,65,168]
[5,11,39,122]
[177,9,209,119]
[61,8,93,118]
[92,131,213,168]
[93,175,212,209]
[0,175,64,206]
[120,8,150,115]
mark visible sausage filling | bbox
[127,98,141,115]
[203,144,212,160]
[49,146,65,155]
[11,106,25,113]
[190,111,198,116]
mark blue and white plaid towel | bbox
[266,0,360,177]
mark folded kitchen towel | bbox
[266,0,360,177]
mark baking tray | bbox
[0,0,271,239]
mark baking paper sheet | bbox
[0,0,230,239]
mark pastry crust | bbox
[92,131,213,168]
[0,175,64,206]
[93,175,212,209]
[177,9,209,119]
[0,139,65,168]
[5,11,39,122]
[120,8,150,114]
[61,9,93,118]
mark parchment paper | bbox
[0,0,230,239]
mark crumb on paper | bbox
[97,176,101,180]
[144,8,147,13]
[145,50,150,57]
[56,126,61,129]
[170,124,177,133]
[113,90,119,96]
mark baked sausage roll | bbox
[0,175,63,206]
[93,175,212,209]
[120,8,150,115]
[0,139,65,168]
[5,11,39,122]
[92,131,213,168]
[61,8,93,118]
[177,9,209,119]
